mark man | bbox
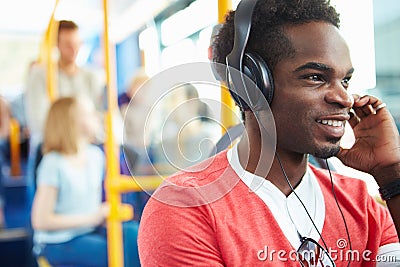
[138,0,400,266]
[25,20,103,141]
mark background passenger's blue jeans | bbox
[41,221,140,267]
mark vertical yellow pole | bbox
[43,0,60,103]
[218,0,236,132]
[102,0,124,266]
[9,119,21,177]
[46,19,59,102]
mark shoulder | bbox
[38,152,65,173]
[37,152,64,186]
[140,152,230,227]
[30,64,46,76]
[146,150,238,208]
[166,150,230,186]
[308,165,399,248]
[87,145,104,161]
[78,67,98,81]
[309,163,391,221]
[309,163,369,191]
[308,163,375,210]
[78,66,94,75]
[27,64,46,81]
[40,151,63,167]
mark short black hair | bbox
[212,0,340,112]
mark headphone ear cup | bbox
[243,52,274,105]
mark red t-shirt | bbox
[138,150,398,266]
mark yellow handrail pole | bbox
[46,20,59,102]
[44,0,60,102]
[9,119,21,177]
[218,0,235,133]
[102,0,125,266]
[111,175,164,193]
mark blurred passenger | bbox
[11,61,39,143]
[0,96,10,145]
[119,68,149,150]
[118,69,153,177]
[25,20,125,197]
[31,97,139,267]
[149,83,217,174]
[9,93,30,159]
[0,96,10,228]
[25,20,103,142]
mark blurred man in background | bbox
[25,20,103,143]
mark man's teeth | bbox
[317,119,343,127]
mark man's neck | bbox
[269,148,308,196]
[58,60,78,76]
[237,126,308,196]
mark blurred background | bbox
[0,0,398,107]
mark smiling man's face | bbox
[270,21,354,158]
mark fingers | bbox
[346,94,387,130]
[347,110,359,128]
[353,105,368,119]
[352,95,384,118]
[351,94,367,118]
[374,103,387,112]
[352,94,361,102]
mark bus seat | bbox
[37,256,52,267]
[121,143,139,174]
[37,256,77,267]
[0,227,33,267]
[209,123,244,157]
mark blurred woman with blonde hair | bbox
[31,96,139,267]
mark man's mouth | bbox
[316,119,344,127]
[315,114,350,138]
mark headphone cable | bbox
[325,159,352,267]
[250,109,330,251]
[274,152,330,251]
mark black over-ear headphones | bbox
[226,0,274,111]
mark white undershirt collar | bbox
[227,143,326,249]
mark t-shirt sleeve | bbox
[37,154,61,188]
[87,145,105,181]
[138,186,224,266]
[368,195,399,246]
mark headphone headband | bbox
[226,0,258,74]
[225,0,275,111]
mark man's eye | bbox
[342,77,352,88]
[305,74,323,82]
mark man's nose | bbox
[324,81,354,108]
